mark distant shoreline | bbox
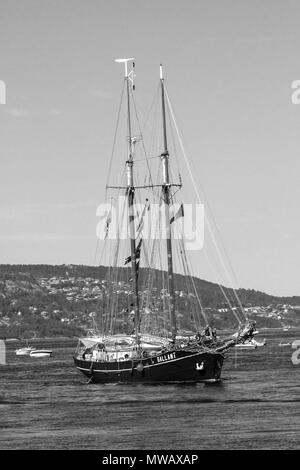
[4,336,78,342]
[3,326,300,342]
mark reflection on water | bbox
[0,329,299,449]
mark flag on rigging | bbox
[170,204,184,224]
[104,209,112,239]
[124,238,143,265]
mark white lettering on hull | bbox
[157,352,176,363]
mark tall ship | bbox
[73,58,255,384]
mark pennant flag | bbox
[104,210,112,240]
[124,238,143,265]
[136,237,142,256]
[124,255,132,265]
[170,204,184,224]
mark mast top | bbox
[160,63,164,80]
[115,58,135,77]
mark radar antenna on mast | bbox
[115,58,135,89]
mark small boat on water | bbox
[283,326,291,331]
[235,341,257,350]
[29,349,52,358]
[15,346,36,356]
[235,338,266,350]
[252,338,267,347]
[15,339,36,356]
[279,342,291,347]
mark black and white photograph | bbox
[0,0,299,454]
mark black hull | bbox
[74,349,224,384]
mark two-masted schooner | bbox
[73,59,255,384]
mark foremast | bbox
[160,64,177,343]
[115,58,140,346]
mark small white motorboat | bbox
[29,349,52,358]
[252,338,267,347]
[235,337,266,350]
[279,342,291,347]
[235,341,257,350]
[15,346,36,356]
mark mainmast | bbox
[160,64,177,343]
[115,58,140,343]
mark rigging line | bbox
[192,219,242,324]
[175,239,202,330]
[148,238,158,311]
[203,252,242,325]
[165,87,246,322]
[101,243,113,331]
[95,196,115,267]
[206,216,244,318]
[95,238,106,268]
[130,88,154,187]
[101,168,125,271]
[105,81,126,200]
[203,217,244,322]
[141,83,161,135]
[164,88,228,258]
[206,242,243,323]
[167,95,182,180]
[147,87,161,173]
[147,216,160,309]
[151,155,164,201]
[107,194,127,332]
[134,154,162,162]
[166,105,245,323]
[170,185,240,322]
[156,202,167,334]
[93,237,100,266]
[95,193,116,269]
[179,237,208,326]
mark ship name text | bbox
[157,352,176,363]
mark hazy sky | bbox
[0,0,299,296]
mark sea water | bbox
[0,329,299,449]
